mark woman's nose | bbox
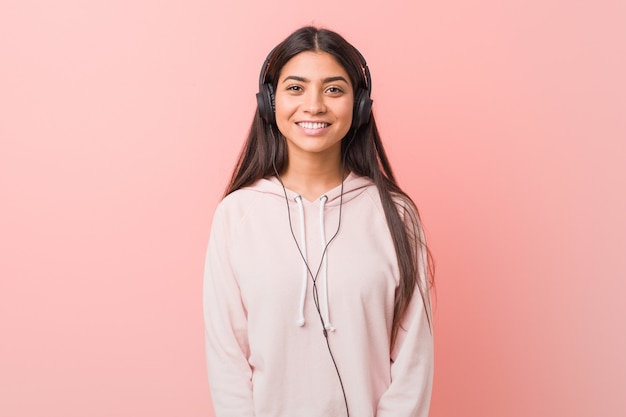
[304,90,326,114]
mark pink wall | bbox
[1,1,624,416]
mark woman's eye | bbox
[287,85,303,92]
[326,86,344,94]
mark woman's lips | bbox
[296,121,331,135]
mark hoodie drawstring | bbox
[294,195,307,327]
[318,195,334,331]
[294,194,334,331]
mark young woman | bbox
[204,26,434,417]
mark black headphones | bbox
[256,48,373,129]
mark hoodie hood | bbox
[243,173,374,330]
[250,172,374,207]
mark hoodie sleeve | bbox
[203,203,255,417]
[376,200,434,417]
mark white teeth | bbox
[298,122,329,129]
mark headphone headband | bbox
[258,47,278,95]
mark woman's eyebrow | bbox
[281,75,349,84]
[323,76,349,84]
[282,75,307,83]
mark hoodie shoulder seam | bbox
[362,185,388,223]
[219,189,263,231]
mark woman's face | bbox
[274,51,354,163]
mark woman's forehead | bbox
[278,51,351,84]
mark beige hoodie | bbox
[203,173,433,417]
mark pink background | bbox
[1,1,625,416]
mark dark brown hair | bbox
[225,26,433,347]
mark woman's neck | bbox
[280,159,345,202]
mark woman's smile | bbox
[296,120,332,135]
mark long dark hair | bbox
[225,26,433,347]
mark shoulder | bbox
[348,177,421,223]
[219,187,258,209]
[391,192,419,221]
[213,176,287,226]
[212,186,262,229]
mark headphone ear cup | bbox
[256,83,276,124]
[352,87,373,129]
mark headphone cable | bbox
[270,126,358,417]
